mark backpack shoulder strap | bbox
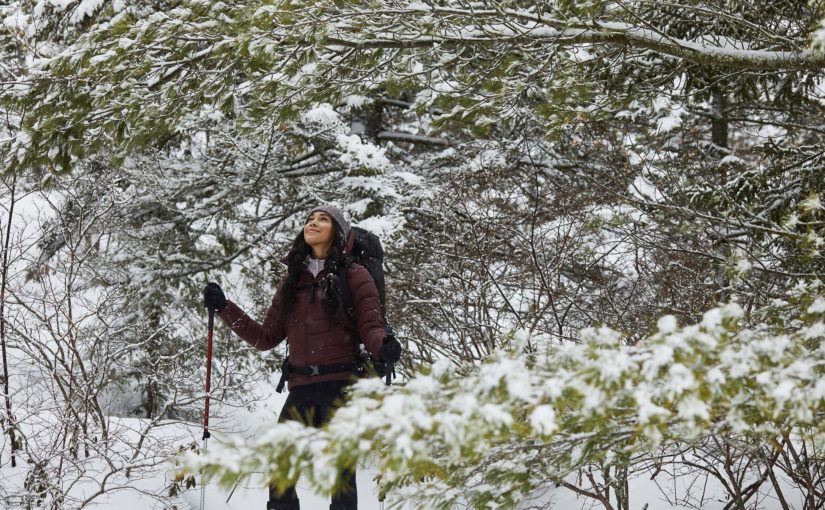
[338,257,397,386]
[338,257,357,322]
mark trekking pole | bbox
[201,307,215,509]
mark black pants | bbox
[267,380,357,510]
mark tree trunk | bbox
[1,175,18,467]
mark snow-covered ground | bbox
[183,372,389,510]
[1,364,807,510]
[186,466,386,510]
[0,369,389,510]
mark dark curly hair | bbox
[280,223,349,326]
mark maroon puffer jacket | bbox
[218,257,385,390]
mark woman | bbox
[202,204,401,510]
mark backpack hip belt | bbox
[275,359,356,393]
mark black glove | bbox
[379,335,401,363]
[203,282,227,311]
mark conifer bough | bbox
[183,293,825,510]
[5,0,825,175]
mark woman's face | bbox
[304,211,335,256]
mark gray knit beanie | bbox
[307,204,351,237]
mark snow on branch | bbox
[6,0,825,175]
[183,287,825,509]
[321,6,824,71]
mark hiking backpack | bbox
[338,227,397,384]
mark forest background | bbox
[2,1,825,509]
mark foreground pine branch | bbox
[183,284,825,509]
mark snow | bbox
[676,394,710,421]
[666,363,696,396]
[355,212,406,239]
[653,97,684,134]
[802,322,825,339]
[596,350,631,382]
[812,18,825,51]
[806,231,824,250]
[720,154,745,166]
[808,298,825,314]
[89,49,117,64]
[0,370,390,510]
[734,257,752,275]
[656,114,682,133]
[628,175,663,202]
[590,21,814,67]
[635,386,670,424]
[1,409,197,509]
[800,193,822,212]
[785,211,800,228]
[700,302,743,331]
[405,1,431,10]
[302,103,340,127]
[342,95,371,108]
[2,9,29,30]
[657,315,678,334]
[186,455,387,510]
[529,405,557,436]
[70,0,105,24]
[336,134,391,172]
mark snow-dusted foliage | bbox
[4,0,823,345]
[186,292,825,509]
[4,0,822,173]
[4,0,825,508]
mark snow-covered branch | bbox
[184,290,825,509]
[323,9,822,71]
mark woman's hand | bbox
[203,282,227,311]
[379,335,401,363]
